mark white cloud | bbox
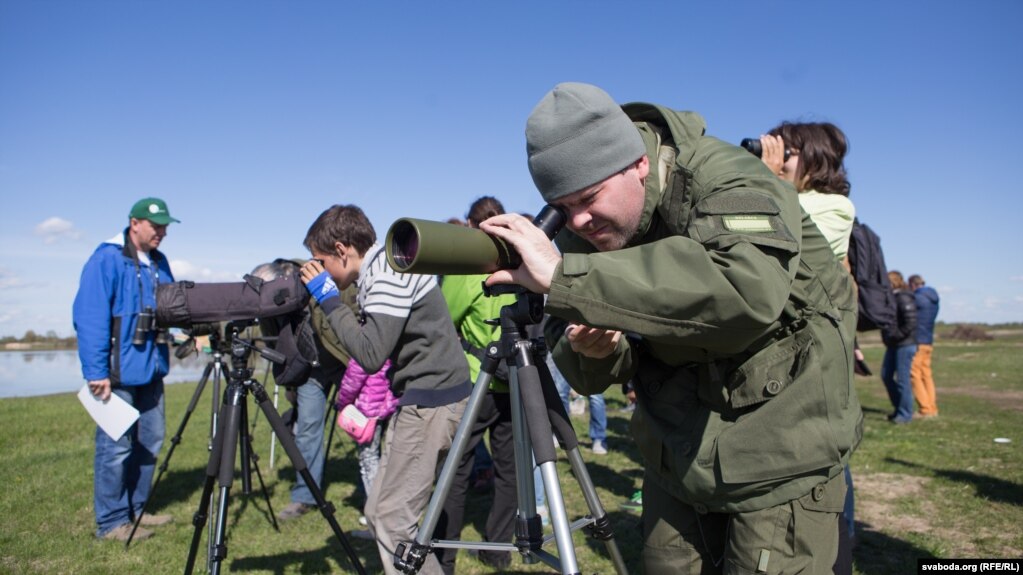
[34,217,82,244]
[0,268,27,290]
[983,296,1003,309]
[170,260,243,282]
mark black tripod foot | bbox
[394,542,430,574]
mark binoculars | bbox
[386,205,566,276]
[133,306,168,346]
[740,138,791,162]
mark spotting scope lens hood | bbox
[385,205,565,276]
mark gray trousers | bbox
[642,471,846,574]
[364,399,467,575]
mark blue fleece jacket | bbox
[914,286,940,345]
[73,229,174,386]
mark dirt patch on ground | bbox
[854,472,1017,557]
[938,386,1023,412]
[855,473,936,537]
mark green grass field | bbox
[1,327,1020,574]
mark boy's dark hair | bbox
[465,196,505,228]
[768,121,851,197]
[303,204,376,256]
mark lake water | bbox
[0,349,211,398]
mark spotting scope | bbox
[385,205,566,275]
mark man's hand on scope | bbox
[565,323,622,359]
[300,260,340,304]
[480,213,561,294]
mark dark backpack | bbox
[847,219,897,332]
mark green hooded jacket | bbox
[545,103,862,512]
[441,273,516,392]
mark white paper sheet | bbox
[77,384,140,440]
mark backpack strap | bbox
[309,284,358,365]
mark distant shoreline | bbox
[1,343,76,351]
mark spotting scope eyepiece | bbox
[386,205,566,276]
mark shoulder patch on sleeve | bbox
[722,215,775,233]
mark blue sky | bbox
[2,1,1021,338]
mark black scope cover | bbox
[155,272,310,328]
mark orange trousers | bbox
[910,344,939,416]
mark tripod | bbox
[393,288,628,575]
[183,328,366,575]
[126,329,229,548]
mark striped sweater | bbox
[320,243,470,407]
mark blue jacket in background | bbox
[73,229,174,386]
[914,285,940,345]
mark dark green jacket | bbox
[546,103,862,512]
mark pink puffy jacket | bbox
[335,358,398,419]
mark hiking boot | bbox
[102,523,152,542]
[591,440,608,455]
[277,502,314,521]
[138,513,173,527]
[620,490,642,513]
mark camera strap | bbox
[121,229,164,335]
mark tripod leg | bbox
[207,381,245,575]
[514,360,582,575]
[264,362,278,470]
[209,354,224,451]
[248,380,367,575]
[535,355,629,575]
[506,362,546,566]
[237,398,279,530]
[184,381,233,575]
[206,358,224,571]
[324,380,340,464]
[324,407,339,463]
[392,368,495,574]
[126,360,213,548]
[564,449,630,572]
[238,399,253,495]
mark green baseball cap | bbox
[129,197,180,225]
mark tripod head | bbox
[483,283,545,334]
[212,319,287,384]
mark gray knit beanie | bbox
[526,82,646,202]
